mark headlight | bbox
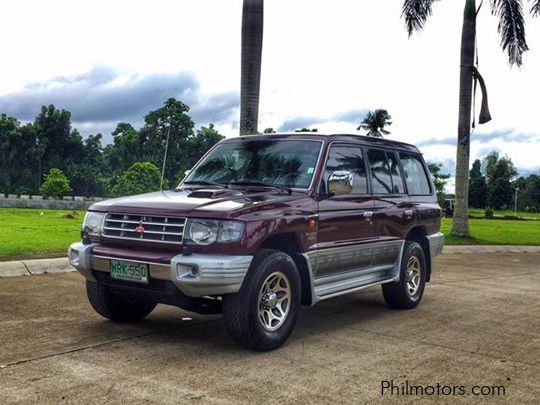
[82,211,105,237]
[188,219,219,245]
[185,219,245,245]
[218,221,245,242]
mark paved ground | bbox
[0,253,539,404]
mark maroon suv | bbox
[68,133,444,351]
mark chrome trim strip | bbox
[103,227,183,236]
[99,235,184,245]
[104,219,185,227]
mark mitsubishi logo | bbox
[134,221,145,235]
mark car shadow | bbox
[81,289,397,354]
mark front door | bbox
[313,144,377,279]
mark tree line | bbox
[468,152,540,212]
[0,98,224,197]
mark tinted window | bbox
[185,140,322,189]
[367,149,392,194]
[399,153,432,195]
[388,152,405,194]
[324,145,368,194]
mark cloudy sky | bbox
[1,0,539,184]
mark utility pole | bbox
[514,187,520,214]
[160,117,172,192]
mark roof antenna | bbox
[160,119,172,193]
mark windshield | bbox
[183,139,322,189]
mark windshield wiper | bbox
[181,180,228,189]
[229,180,292,195]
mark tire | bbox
[222,249,301,351]
[86,281,156,322]
[382,241,426,309]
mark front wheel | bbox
[223,249,301,351]
[382,241,426,309]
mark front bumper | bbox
[68,242,253,297]
[427,232,444,258]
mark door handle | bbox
[363,211,373,222]
[404,209,414,220]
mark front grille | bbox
[102,213,186,244]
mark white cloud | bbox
[0,0,538,172]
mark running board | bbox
[314,266,395,301]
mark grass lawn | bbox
[0,208,84,259]
[467,208,540,220]
[1,208,540,260]
[441,218,540,245]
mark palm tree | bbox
[402,0,538,237]
[240,0,264,135]
[357,109,392,137]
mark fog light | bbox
[177,264,199,279]
[69,249,80,267]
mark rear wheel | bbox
[223,249,301,351]
[382,241,426,309]
[86,281,156,321]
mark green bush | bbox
[484,208,494,219]
[108,162,168,197]
[39,168,72,199]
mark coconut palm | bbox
[240,0,264,135]
[357,109,393,137]
[402,0,538,237]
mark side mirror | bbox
[328,171,353,195]
[184,169,192,177]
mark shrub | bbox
[62,210,79,219]
[39,168,72,199]
[108,162,168,197]
[484,208,494,219]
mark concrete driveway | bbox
[1,253,539,404]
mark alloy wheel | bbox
[405,255,421,297]
[257,271,291,331]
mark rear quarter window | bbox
[366,149,405,194]
[399,153,432,195]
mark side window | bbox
[387,152,405,194]
[367,149,392,194]
[324,145,368,194]
[399,153,432,195]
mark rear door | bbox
[366,148,411,268]
[314,143,376,278]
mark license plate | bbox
[110,260,149,284]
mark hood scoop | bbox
[187,188,242,199]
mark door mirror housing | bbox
[184,169,192,177]
[328,171,353,195]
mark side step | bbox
[314,265,395,301]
